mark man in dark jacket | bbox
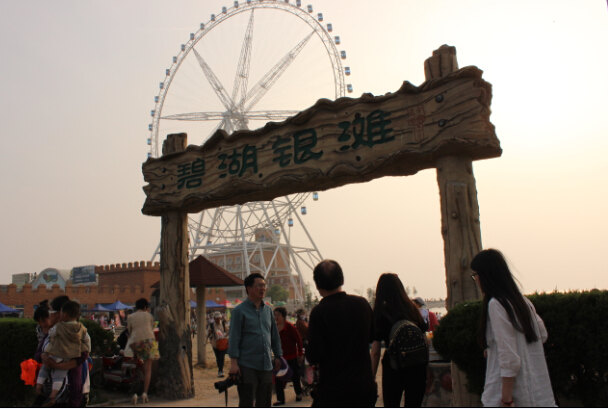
[306,260,377,407]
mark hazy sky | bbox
[1,0,606,299]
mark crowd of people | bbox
[225,250,556,407]
[27,247,555,407]
[32,296,92,407]
[87,311,124,330]
[31,296,157,407]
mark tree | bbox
[304,283,314,310]
[268,284,289,303]
[366,287,376,305]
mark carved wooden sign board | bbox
[142,66,500,216]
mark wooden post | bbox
[196,285,207,366]
[427,45,483,406]
[155,133,195,399]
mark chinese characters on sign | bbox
[338,110,394,151]
[176,110,395,190]
[272,128,323,168]
[177,158,205,189]
[218,145,258,178]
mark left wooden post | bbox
[196,284,208,366]
[155,133,195,399]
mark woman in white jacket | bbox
[471,249,556,407]
[126,298,157,404]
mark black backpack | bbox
[387,319,429,370]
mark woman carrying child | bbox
[37,295,91,407]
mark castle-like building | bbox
[1,253,303,318]
[2,261,223,318]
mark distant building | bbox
[1,242,304,317]
[31,268,71,290]
[205,228,304,301]
[0,262,160,318]
[71,265,98,286]
[11,273,34,289]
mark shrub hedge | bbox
[81,318,117,356]
[0,317,117,407]
[0,318,38,406]
[432,290,608,406]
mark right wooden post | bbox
[427,45,483,406]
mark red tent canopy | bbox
[151,255,244,289]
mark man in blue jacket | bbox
[228,273,283,407]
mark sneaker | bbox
[218,370,224,377]
[296,394,303,401]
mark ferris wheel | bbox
[147,0,352,302]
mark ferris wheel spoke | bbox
[192,48,236,112]
[246,203,270,230]
[161,111,226,121]
[241,31,315,113]
[231,10,255,112]
[242,110,301,121]
[190,213,206,251]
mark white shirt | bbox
[482,297,556,407]
[419,307,429,326]
[125,310,155,357]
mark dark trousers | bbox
[237,366,273,407]
[275,358,303,403]
[381,356,427,407]
[212,347,226,372]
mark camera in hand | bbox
[214,376,237,393]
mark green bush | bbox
[81,318,117,356]
[432,291,608,406]
[0,317,116,407]
[431,301,485,394]
[0,318,38,407]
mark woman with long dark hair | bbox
[471,249,555,407]
[371,273,428,407]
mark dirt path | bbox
[93,340,450,407]
[94,340,314,407]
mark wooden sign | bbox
[142,65,500,216]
